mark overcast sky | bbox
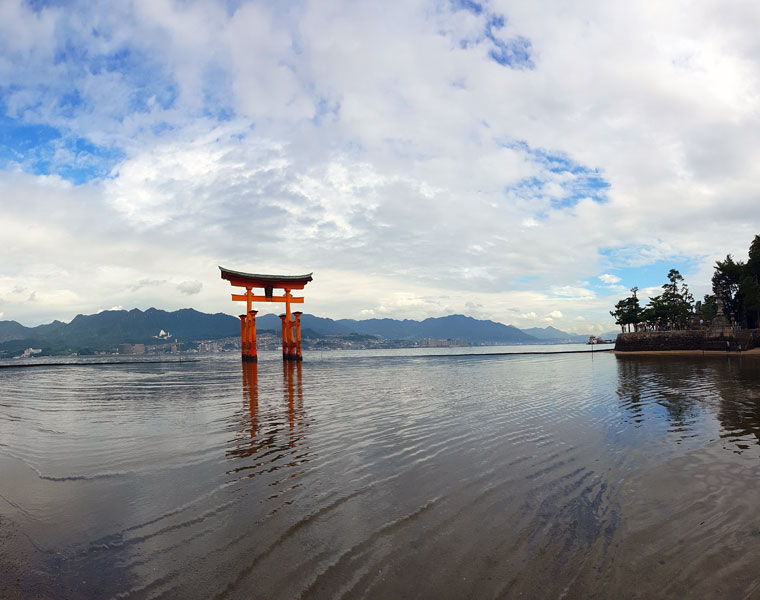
[1,0,759,331]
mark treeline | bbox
[611,235,760,332]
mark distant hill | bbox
[334,314,536,344]
[258,313,537,343]
[0,308,240,355]
[521,326,590,343]
[255,313,354,336]
[0,308,601,356]
[0,320,31,343]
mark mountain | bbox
[1,308,602,356]
[0,308,240,355]
[336,317,430,339]
[255,313,354,336]
[521,326,590,343]
[0,320,31,343]
[333,314,536,343]
[258,313,536,343]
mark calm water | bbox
[1,350,760,599]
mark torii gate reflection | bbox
[227,360,306,473]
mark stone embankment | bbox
[614,329,758,352]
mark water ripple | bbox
[2,352,760,598]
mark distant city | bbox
[111,334,471,358]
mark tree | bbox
[610,287,643,332]
[645,269,694,329]
[702,294,717,323]
[740,235,760,328]
[712,254,745,323]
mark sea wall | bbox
[614,329,758,352]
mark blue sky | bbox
[1,0,759,330]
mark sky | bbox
[1,0,759,332]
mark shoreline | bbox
[0,359,200,369]
[614,348,760,357]
[0,350,613,369]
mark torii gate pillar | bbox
[220,267,312,362]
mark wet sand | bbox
[0,515,50,600]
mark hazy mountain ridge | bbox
[0,308,597,355]
[521,326,590,343]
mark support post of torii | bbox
[220,267,312,362]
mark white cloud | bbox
[551,286,596,299]
[547,310,563,319]
[177,281,203,295]
[1,0,759,332]
[97,306,124,313]
[640,286,663,300]
[605,284,627,293]
[598,274,621,284]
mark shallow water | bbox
[1,351,759,598]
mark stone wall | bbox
[614,329,758,352]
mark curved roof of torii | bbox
[219,266,313,289]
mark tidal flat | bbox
[1,349,760,599]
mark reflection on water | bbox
[1,352,760,598]
[227,362,309,481]
[616,354,760,454]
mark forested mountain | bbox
[0,309,592,355]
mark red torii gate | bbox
[219,267,313,362]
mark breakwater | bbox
[614,329,758,351]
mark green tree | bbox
[712,254,745,323]
[610,287,643,332]
[645,269,694,329]
[740,235,760,328]
[701,294,717,323]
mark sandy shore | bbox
[0,514,47,600]
[615,348,760,357]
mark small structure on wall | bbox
[219,267,313,361]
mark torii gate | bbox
[219,267,313,362]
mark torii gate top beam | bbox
[219,266,313,290]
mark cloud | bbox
[551,286,595,299]
[547,310,563,319]
[97,305,124,313]
[177,281,203,295]
[1,0,760,331]
[640,286,662,299]
[598,274,621,284]
[127,279,166,292]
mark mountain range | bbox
[0,307,605,355]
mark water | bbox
[1,350,759,598]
